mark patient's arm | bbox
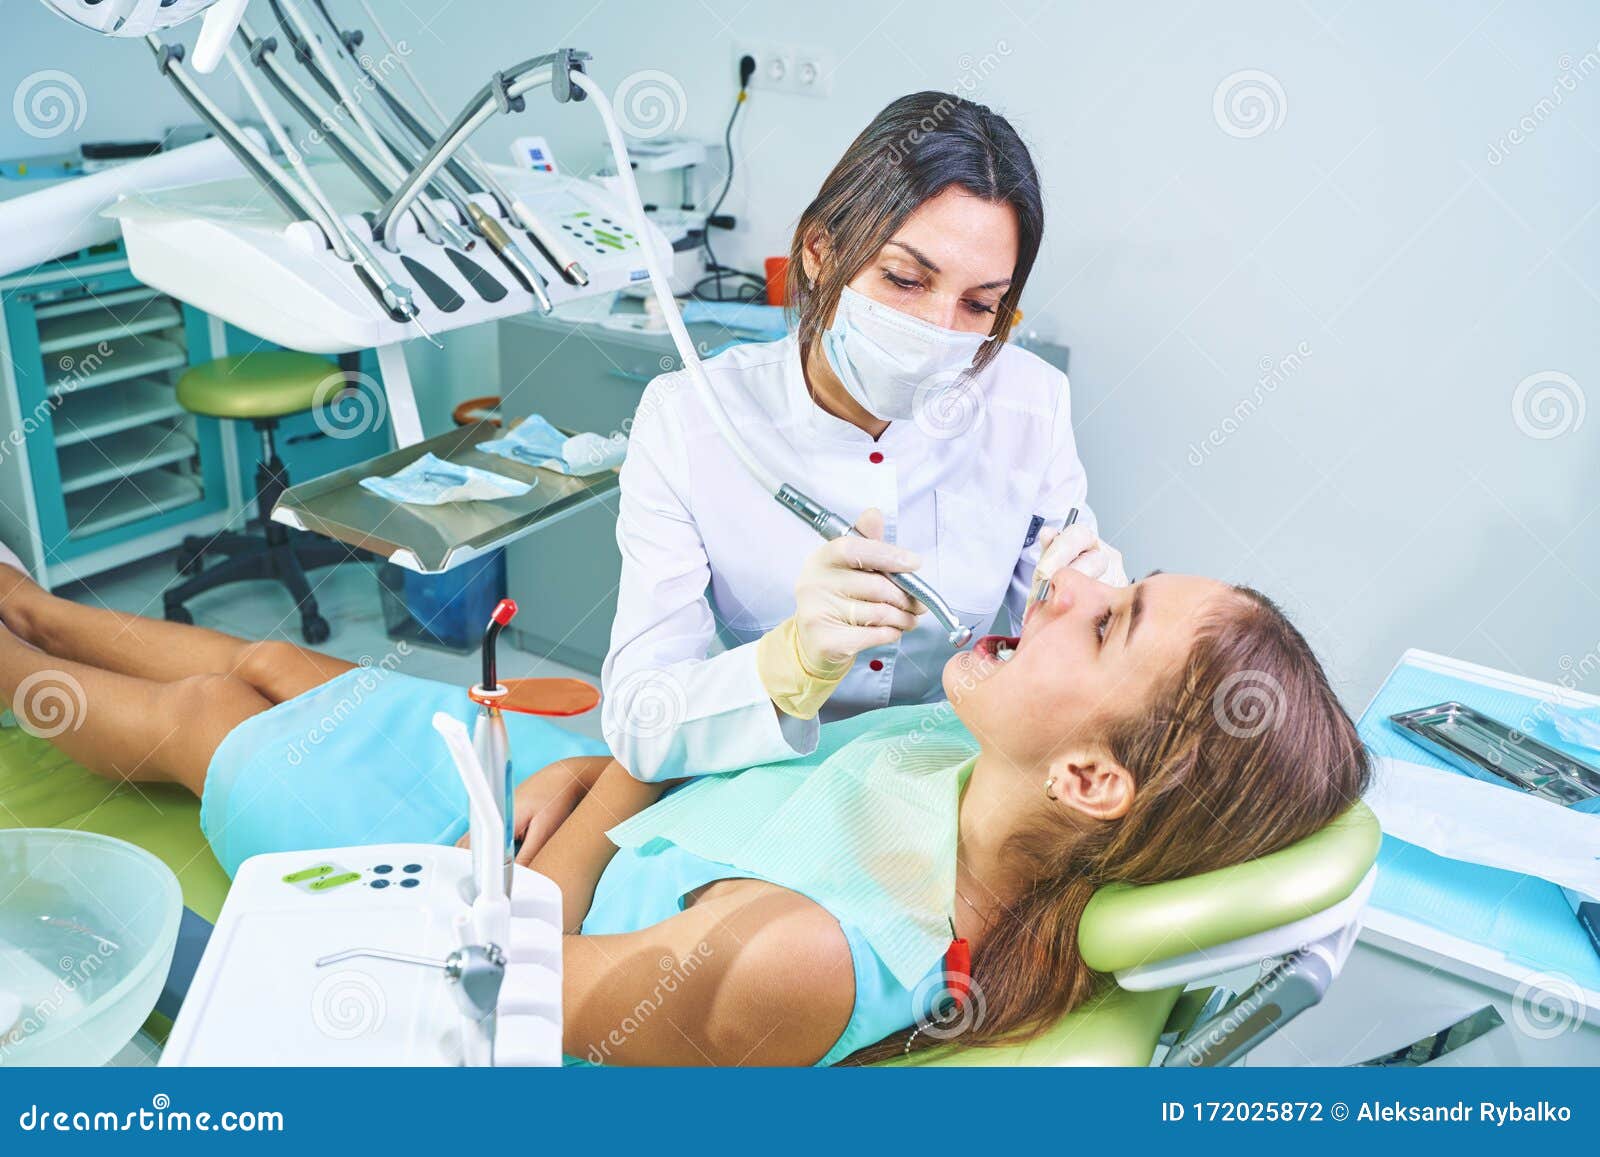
[531,759,665,933]
[562,881,855,1066]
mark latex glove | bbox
[758,508,921,718]
[1031,521,1130,597]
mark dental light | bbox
[39,0,247,72]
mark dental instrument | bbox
[321,0,591,287]
[269,0,478,256]
[1389,700,1600,806]
[142,32,435,344]
[1026,506,1077,617]
[474,600,518,891]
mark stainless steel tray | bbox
[1388,700,1600,806]
[271,421,619,574]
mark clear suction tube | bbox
[570,71,974,649]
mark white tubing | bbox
[224,43,352,260]
[571,70,782,495]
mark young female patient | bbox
[0,559,1368,1066]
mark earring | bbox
[1044,775,1059,801]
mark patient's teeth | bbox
[996,642,1015,662]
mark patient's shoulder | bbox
[680,880,857,1064]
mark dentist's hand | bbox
[758,507,922,718]
[1032,521,1130,594]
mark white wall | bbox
[7,0,1596,705]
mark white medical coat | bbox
[601,333,1095,781]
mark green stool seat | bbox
[164,351,365,644]
[175,351,340,420]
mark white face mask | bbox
[820,286,993,421]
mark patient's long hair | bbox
[848,587,1371,1063]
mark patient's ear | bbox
[1046,750,1133,821]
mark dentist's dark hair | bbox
[787,91,1043,374]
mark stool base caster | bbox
[301,615,330,645]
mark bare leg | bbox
[0,626,270,797]
[0,564,352,703]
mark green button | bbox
[283,864,335,884]
[309,872,363,892]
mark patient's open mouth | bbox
[975,634,1021,663]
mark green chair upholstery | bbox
[175,350,339,421]
[0,726,230,923]
[892,803,1381,1067]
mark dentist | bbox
[602,91,1126,783]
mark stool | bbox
[163,351,365,644]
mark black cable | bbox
[697,59,768,303]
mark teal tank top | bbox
[581,703,977,1066]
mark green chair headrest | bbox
[1078,801,1380,974]
[176,351,341,420]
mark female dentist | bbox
[601,90,1126,783]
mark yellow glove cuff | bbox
[756,617,849,720]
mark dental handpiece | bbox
[775,484,973,648]
[1027,506,1078,614]
[465,202,554,313]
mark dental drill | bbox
[312,0,590,289]
[269,0,480,255]
[144,35,432,341]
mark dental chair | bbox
[890,803,1381,1067]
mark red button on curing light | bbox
[869,659,884,671]
[869,451,884,464]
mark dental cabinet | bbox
[496,305,1072,674]
[0,243,388,589]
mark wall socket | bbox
[736,41,832,98]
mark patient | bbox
[0,556,1368,1065]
